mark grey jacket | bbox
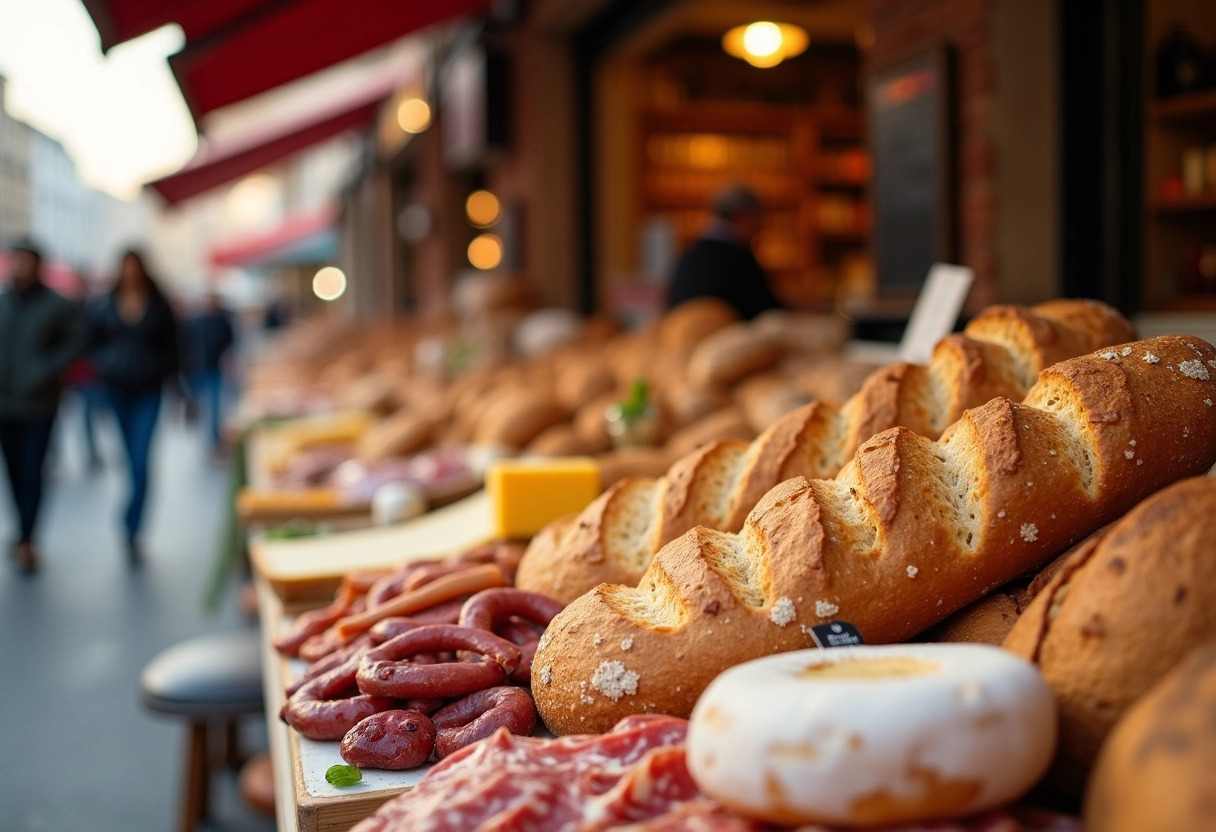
[0,282,88,419]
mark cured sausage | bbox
[459,589,562,682]
[340,710,436,770]
[368,601,464,643]
[286,634,373,697]
[283,658,395,741]
[274,584,359,657]
[432,686,537,758]
[336,564,505,639]
[356,624,521,699]
[458,588,563,632]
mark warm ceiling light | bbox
[467,234,503,270]
[723,21,809,68]
[397,98,431,134]
[312,266,347,301]
[466,190,501,228]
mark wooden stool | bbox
[239,752,277,817]
[139,631,264,832]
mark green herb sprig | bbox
[325,764,363,787]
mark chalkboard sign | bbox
[869,48,954,293]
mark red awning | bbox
[81,0,491,122]
[147,70,395,206]
[79,0,265,53]
[208,206,338,268]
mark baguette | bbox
[531,335,1216,734]
[517,300,1135,602]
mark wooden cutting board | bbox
[251,491,496,601]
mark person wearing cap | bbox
[0,238,88,573]
[666,184,784,320]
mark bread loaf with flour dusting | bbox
[517,300,1135,602]
[531,335,1216,735]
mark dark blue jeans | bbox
[190,368,225,447]
[106,389,161,539]
[0,415,56,542]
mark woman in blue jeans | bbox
[87,250,180,564]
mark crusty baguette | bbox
[517,300,1135,602]
[531,335,1216,735]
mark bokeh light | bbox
[397,98,432,134]
[312,266,347,301]
[465,190,501,228]
[467,234,504,270]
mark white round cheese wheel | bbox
[686,644,1056,827]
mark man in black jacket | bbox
[0,238,88,572]
[666,184,784,320]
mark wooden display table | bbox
[252,490,498,831]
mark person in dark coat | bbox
[87,249,180,563]
[0,238,88,572]
[666,184,784,320]
[184,292,235,452]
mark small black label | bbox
[809,621,866,649]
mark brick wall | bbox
[866,0,998,308]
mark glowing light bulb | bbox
[397,98,431,134]
[466,190,501,228]
[743,22,783,58]
[312,266,347,301]
[467,234,503,270]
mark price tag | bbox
[897,263,975,365]
[809,621,866,649]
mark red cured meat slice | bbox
[349,716,688,832]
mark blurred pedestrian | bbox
[184,292,235,455]
[87,249,180,564]
[0,237,88,573]
[666,184,784,320]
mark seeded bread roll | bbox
[531,336,1216,735]
[1003,475,1216,795]
[517,301,1136,603]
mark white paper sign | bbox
[897,263,975,365]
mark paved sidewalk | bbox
[0,400,276,832]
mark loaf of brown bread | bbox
[531,335,1216,735]
[1085,642,1216,832]
[1003,475,1216,795]
[517,300,1135,602]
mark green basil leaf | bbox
[325,764,363,787]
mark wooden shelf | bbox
[1151,88,1216,123]
[1148,294,1216,312]
[816,177,869,189]
[1153,193,1216,214]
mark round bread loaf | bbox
[687,323,782,388]
[658,298,738,355]
[1085,642,1216,832]
[687,644,1056,827]
[555,358,614,412]
[1003,476,1216,795]
[572,392,619,454]
[473,391,567,450]
[355,409,437,462]
[663,381,731,428]
[528,424,597,458]
[665,407,754,458]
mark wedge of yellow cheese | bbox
[488,457,602,539]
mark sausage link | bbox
[340,710,436,770]
[286,634,373,697]
[458,588,563,632]
[282,658,395,741]
[432,687,537,758]
[273,584,359,657]
[367,599,464,643]
[356,624,521,699]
